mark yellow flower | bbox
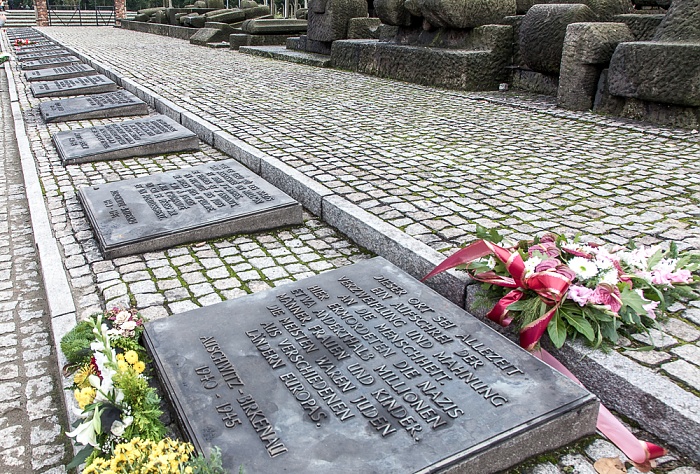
[74,387,96,409]
[73,364,96,388]
[185,467,193,474]
[117,353,125,361]
[124,350,139,365]
[133,361,146,374]
[117,360,129,373]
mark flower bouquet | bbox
[425,227,699,351]
[61,308,165,469]
[61,308,229,472]
[13,38,32,47]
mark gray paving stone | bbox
[663,360,700,390]
[672,344,700,367]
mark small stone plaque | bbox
[53,114,198,165]
[40,90,149,123]
[144,257,598,473]
[78,159,303,258]
[24,63,98,82]
[15,45,64,56]
[21,55,81,70]
[30,75,118,98]
[16,50,73,62]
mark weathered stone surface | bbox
[403,0,516,29]
[189,14,207,28]
[374,0,412,26]
[308,0,368,42]
[519,4,597,74]
[145,257,597,474]
[653,0,700,42]
[608,42,700,107]
[39,91,149,123]
[613,13,664,41]
[332,26,512,90]
[516,0,536,14]
[20,56,81,71]
[229,33,295,49]
[78,160,302,258]
[53,115,199,165]
[206,9,246,23]
[190,26,230,44]
[16,50,73,62]
[245,5,273,18]
[535,0,631,21]
[241,18,308,34]
[347,17,381,38]
[558,22,633,110]
[30,75,118,98]
[24,64,98,82]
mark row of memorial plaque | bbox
[13,30,304,258]
[8,29,598,473]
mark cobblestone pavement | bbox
[0,63,70,473]
[1,26,699,473]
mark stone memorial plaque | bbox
[30,75,118,98]
[17,50,73,62]
[53,114,198,165]
[15,45,64,56]
[78,159,303,258]
[24,64,98,82]
[144,257,598,474]
[40,90,149,123]
[21,55,81,70]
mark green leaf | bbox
[547,310,568,348]
[560,308,595,342]
[599,320,619,343]
[66,445,94,470]
[646,248,665,271]
[582,305,613,322]
[620,286,647,314]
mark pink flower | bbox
[650,269,692,285]
[568,285,594,306]
[555,265,576,282]
[590,284,622,313]
[643,300,659,320]
[535,259,559,273]
[529,241,560,258]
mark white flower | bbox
[120,320,137,332]
[652,258,677,273]
[114,311,130,324]
[569,256,599,280]
[523,255,542,276]
[110,415,132,437]
[486,256,496,270]
[599,269,619,285]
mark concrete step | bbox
[239,45,332,67]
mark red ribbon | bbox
[424,239,667,465]
[424,239,571,350]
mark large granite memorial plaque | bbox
[53,115,198,165]
[21,55,81,70]
[24,64,98,82]
[78,159,303,258]
[40,90,149,123]
[144,257,598,474]
[17,50,74,63]
[30,75,118,98]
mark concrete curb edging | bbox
[1,33,80,454]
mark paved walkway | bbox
[0,25,698,472]
[0,60,70,473]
